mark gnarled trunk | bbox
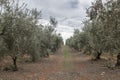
[93,51,102,60]
[116,54,120,66]
[12,56,18,71]
[96,52,102,59]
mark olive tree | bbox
[0,0,42,70]
[67,0,120,63]
[101,0,120,66]
[84,0,120,65]
[50,33,63,53]
[0,0,63,71]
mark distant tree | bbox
[50,16,58,27]
[51,33,63,53]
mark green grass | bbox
[62,46,73,70]
[63,46,71,58]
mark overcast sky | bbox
[22,0,94,42]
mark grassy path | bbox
[0,46,120,80]
[62,46,73,71]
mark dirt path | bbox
[0,46,120,80]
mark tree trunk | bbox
[96,52,102,59]
[31,54,37,62]
[94,51,102,60]
[83,50,87,54]
[12,56,18,71]
[46,52,49,57]
[116,54,120,66]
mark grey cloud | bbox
[22,0,94,41]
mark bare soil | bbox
[0,46,120,80]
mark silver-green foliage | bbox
[66,0,120,61]
[0,0,63,70]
